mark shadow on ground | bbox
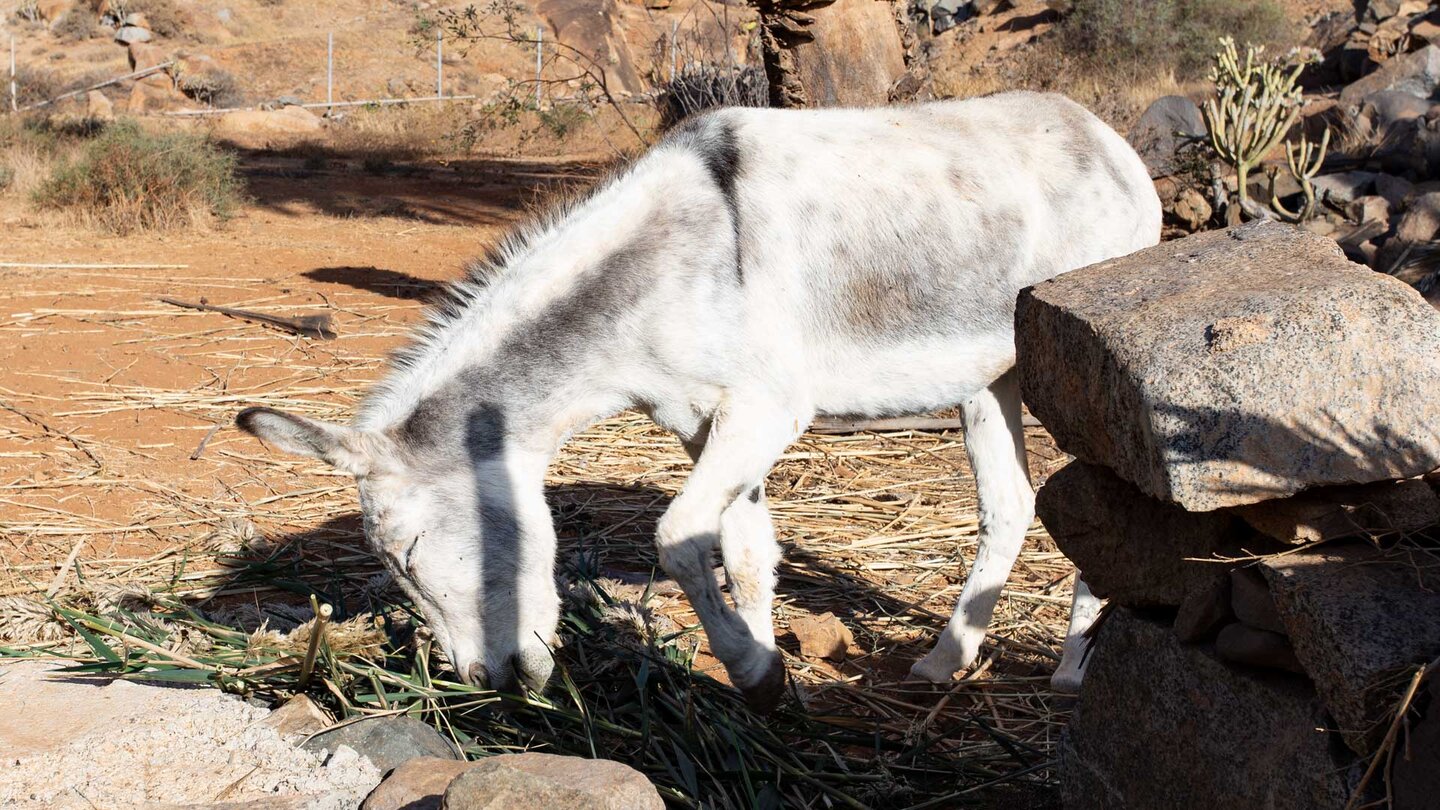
[229,146,606,227]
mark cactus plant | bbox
[1202,37,1307,224]
[1267,128,1330,223]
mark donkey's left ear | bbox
[236,407,374,476]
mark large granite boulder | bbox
[1016,220,1440,512]
[1034,460,1254,605]
[1061,608,1357,809]
[1229,478,1440,544]
[1261,542,1440,757]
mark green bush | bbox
[1057,0,1295,80]
[35,121,243,233]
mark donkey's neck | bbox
[359,146,723,460]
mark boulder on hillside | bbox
[211,106,323,149]
[1261,542,1440,757]
[1127,95,1206,179]
[537,0,643,94]
[1034,461,1255,606]
[1016,220,1440,511]
[1061,608,1356,809]
[758,0,911,107]
[1340,44,1440,107]
[439,753,663,810]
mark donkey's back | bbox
[662,92,1161,418]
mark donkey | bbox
[237,91,1161,709]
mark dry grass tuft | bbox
[34,120,244,234]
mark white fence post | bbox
[436,30,443,98]
[9,37,16,113]
[535,27,543,110]
[326,32,334,112]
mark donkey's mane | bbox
[357,161,636,427]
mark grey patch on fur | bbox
[747,486,762,504]
[665,113,744,279]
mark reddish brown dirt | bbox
[0,153,600,572]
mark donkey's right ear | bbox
[236,407,373,475]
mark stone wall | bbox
[1019,220,1440,809]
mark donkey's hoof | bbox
[739,653,787,714]
[908,655,957,684]
[1049,666,1085,695]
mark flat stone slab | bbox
[1061,608,1357,809]
[1017,220,1440,511]
[1035,460,1259,605]
[1261,542,1440,756]
[1230,478,1440,544]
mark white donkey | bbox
[237,91,1161,710]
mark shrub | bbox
[1057,0,1295,80]
[0,164,14,192]
[179,69,245,108]
[35,121,243,233]
[116,0,190,39]
[654,64,767,130]
[537,102,588,140]
[54,9,101,42]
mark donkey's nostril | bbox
[466,661,488,688]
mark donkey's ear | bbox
[236,407,372,475]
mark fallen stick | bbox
[0,262,190,269]
[20,61,175,111]
[809,414,1042,434]
[189,424,221,460]
[159,297,337,340]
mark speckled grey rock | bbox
[1061,608,1356,810]
[303,716,459,775]
[1034,460,1252,605]
[1340,45,1440,107]
[1127,95,1206,179]
[1261,543,1440,756]
[440,753,662,810]
[1215,622,1304,674]
[114,25,151,43]
[1229,568,1286,634]
[1016,220,1440,511]
[1229,478,1440,545]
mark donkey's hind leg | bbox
[657,394,806,711]
[1050,575,1101,693]
[911,368,1034,682]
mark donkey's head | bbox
[235,406,559,694]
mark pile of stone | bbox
[1016,220,1440,809]
[1310,0,1440,86]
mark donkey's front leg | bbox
[657,397,804,711]
[911,369,1034,683]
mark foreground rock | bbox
[1016,220,1440,511]
[0,660,380,808]
[1261,542,1440,756]
[303,716,459,774]
[1061,608,1355,809]
[441,753,663,810]
[361,757,472,810]
[1035,461,1253,605]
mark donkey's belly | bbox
[806,331,1017,418]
